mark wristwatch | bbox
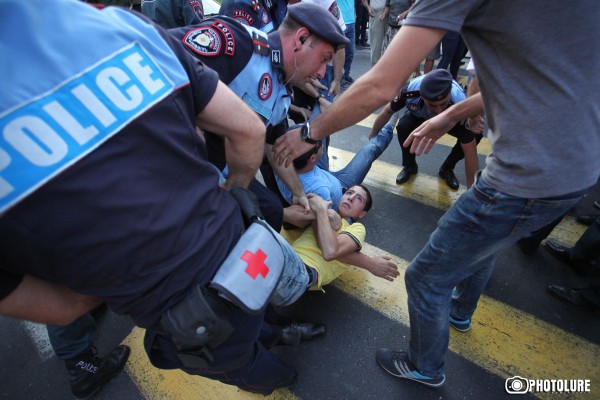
[300,122,319,144]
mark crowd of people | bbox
[1,0,598,398]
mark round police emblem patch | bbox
[258,73,273,100]
[329,2,341,20]
[183,27,221,56]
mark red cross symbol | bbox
[241,249,270,280]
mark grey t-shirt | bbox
[404,0,600,198]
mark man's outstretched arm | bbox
[273,26,445,167]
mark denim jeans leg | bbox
[343,24,355,81]
[268,227,309,307]
[47,313,97,359]
[332,123,394,188]
[405,174,583,378]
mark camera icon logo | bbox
[505,376,530,394]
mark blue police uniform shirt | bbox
[390,75,474,143]
[170,17,291,169]
[0,1,243,328]
[219,0,277,33]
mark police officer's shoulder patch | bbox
[329,2,340,20]
[212,20,236,56]
[261,9,271,24]
[183,26,221,56]
[258,73,273,100]
[233,9,254,26]
[408,103,419,112]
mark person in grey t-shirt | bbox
[273,0,600,388]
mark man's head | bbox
[292,139,322,170]
[279,2,348,86]
[338,185,372,220]
[420,69,453,115]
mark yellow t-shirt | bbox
[292,219,366,290]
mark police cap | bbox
[287,2,349,51]
[420,69,453,101]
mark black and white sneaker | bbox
[376,348,445,388]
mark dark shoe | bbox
[438,168,459,190]
[547,286,598,311]
[576,214,599,226]
[279,322,326,345]
[544,241,586,276]
[360,41,370,48]
[376,348,445,388]
[396,165,418,184]
[543,240,573,264]
[65,345,130,399]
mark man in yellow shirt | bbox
[271,185,398,306]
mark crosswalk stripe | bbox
[328,147,586,247]
[334,243,600,400]
[123,328,300,400]
[123,139,589,399]
[22,321,54,362]
[355,113,492,156]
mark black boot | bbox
[65,345,130,399]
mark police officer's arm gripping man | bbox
[196,80,266,189]
[0,80,266,325]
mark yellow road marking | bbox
[334,243,600,400]
[328,147,586,247]
[355,113,492,156]
[123,328,300,400]
[123,140,589,399]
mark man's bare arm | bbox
[273,26,445,166]
[0,275,102,325]
[405,93,484,156]
[369,103,394,139]
[338,252,399,281]
[196,81,265,189]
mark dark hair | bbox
[353,184,372,212]
[293,141,322,169]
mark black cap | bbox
[286,2,349,51]
[420,69,453,101]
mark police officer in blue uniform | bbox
[219,0,288,33]
[169,3,349,226]
[370,69,479,189]
[0,0,297,395]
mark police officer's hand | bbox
[292,193,311,212]
[404,112,455,155]
[273,127,315,167]
[310,79,327,92]
[296,107,312,122]
[327,80,340,98]
[307,193,331,214]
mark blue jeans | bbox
[269,226,310,307]
[47,313,97,359]
[342,23,355,81]
[331,123,393,189]
[405,173,584,378]
[313,65,334,170]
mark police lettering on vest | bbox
[0,44,175,214]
